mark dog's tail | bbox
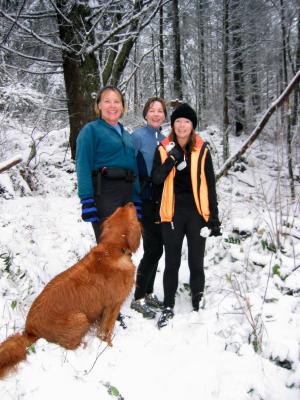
[0,331,37,379]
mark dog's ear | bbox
[122,203,141,252]
[126,220,141,252]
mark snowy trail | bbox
[0,195,299,400]
[0,126,300,399]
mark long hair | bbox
[168,127,196,153]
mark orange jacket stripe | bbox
[158,144,176,222]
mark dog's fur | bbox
[0,202,141,379]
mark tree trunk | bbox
[291,6,300,129]
[222,0,230,162]
[133,42,139,114]
[197,0,206,121]
[159,5,165,99]
[151,31,158,97]
[231,0,246,136]
[55,1,99,160]
[172,0,182,100]
[280,0,295,198]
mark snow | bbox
[0,122,299,400]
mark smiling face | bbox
[145,101,166,129]
[173,118,193,145]
[97,89,124,125]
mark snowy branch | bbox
[216,69,300,181]
[0,155,23,174]
[0,0,26,45]
[2,64,63,75]
[7,11,56,19]
[0,10,71,52]
[0,44,61,64]
[119,43,159,90]
[83,0,166,55]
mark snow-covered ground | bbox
[0,122,299,400]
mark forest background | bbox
[0,1,300,399]
[0,0,299,168]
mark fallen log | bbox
[0,155,23,174]
[216,69,300,181]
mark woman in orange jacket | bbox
[151,103,221,328]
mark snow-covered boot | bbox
[130,298,156,319]
[145,293,164,309]
[157,307,174,329]
[117,313,127,329]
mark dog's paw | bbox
[99,332,113,346]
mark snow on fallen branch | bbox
[0,155,23,174]
[216,69,300,181]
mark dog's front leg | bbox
[97,302,122,346]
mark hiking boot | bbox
[145,293,164,309]
[157,307,174,329]
[117,313,127,329]
[130,298,156,319]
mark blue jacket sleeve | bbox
[126,132,140,202]
[76,126,95,199]
[132,131,142,156]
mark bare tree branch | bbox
[7,11,56,19]
[0,10,71,52]
[0,0,26,45]
[119,43,159,91]
[2,64,63,75]
[83,0,167,55]
[0,43,61,64]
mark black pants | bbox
[92,177,133,243]
[134,200,163,300]
[161,204,206,310]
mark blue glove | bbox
[80,198,100,222]
[134,201,142,221]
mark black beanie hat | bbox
[170,103,198,129]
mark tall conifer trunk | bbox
[56,1,99,160]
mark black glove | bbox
[207,217,222,237]
[80,198,100,223]
[168,145,182,163]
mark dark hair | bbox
[168,127,196,153]
[95,86,125,117]
[142,97,167,120]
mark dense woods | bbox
[0,3,300,397]
[0,0,299,182]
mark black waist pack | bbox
[101,167,135,182]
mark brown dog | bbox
[0,202,141,379]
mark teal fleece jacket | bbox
[76,118,139,201]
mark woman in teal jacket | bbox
[76,86,140,242]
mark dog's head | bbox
[100,202,142,253]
